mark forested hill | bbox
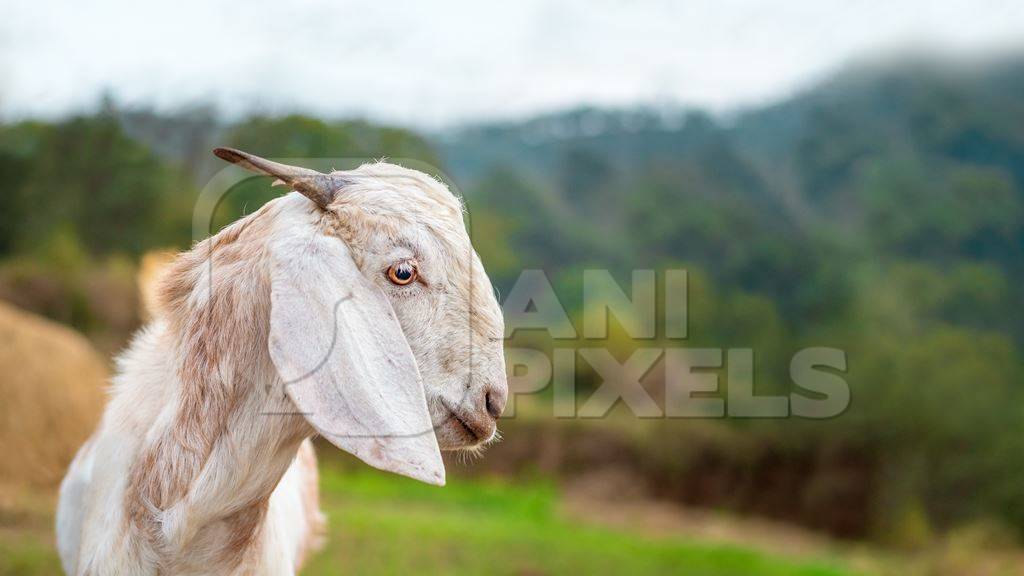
[435,57,1024,536]
[439,55,1024,336]
[441,55,1024,230]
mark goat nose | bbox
[484,383,507,419]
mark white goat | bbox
[56,148,508,575]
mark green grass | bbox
[305,465,865,576]
[0,530,62,576]
[0,467,867,576]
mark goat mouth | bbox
[450,412,479,441]
[440,400,491,446]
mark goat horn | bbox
[213,147,342,209]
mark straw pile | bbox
[0,301,107,487]
[137,249,177,320]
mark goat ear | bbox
[267,228,445,486]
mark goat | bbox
[56,148,509,575]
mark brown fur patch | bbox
[219,497,270,571]
[125,203,279,563]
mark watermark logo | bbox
[501,269,850,419]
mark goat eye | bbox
[387,262,417,286]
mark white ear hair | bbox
[267,218,444,486]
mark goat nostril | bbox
[485,388,506,419]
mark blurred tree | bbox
[14,114,181,256]
[0,122,51,257]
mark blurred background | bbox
[2,1,1024,575]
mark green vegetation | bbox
[0,467,864,576]
[308,466,862,576]
[445,57,1024,542]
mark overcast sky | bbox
[2,0,1022,127]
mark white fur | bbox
[56,159,508,575]
[57,319,320,575]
